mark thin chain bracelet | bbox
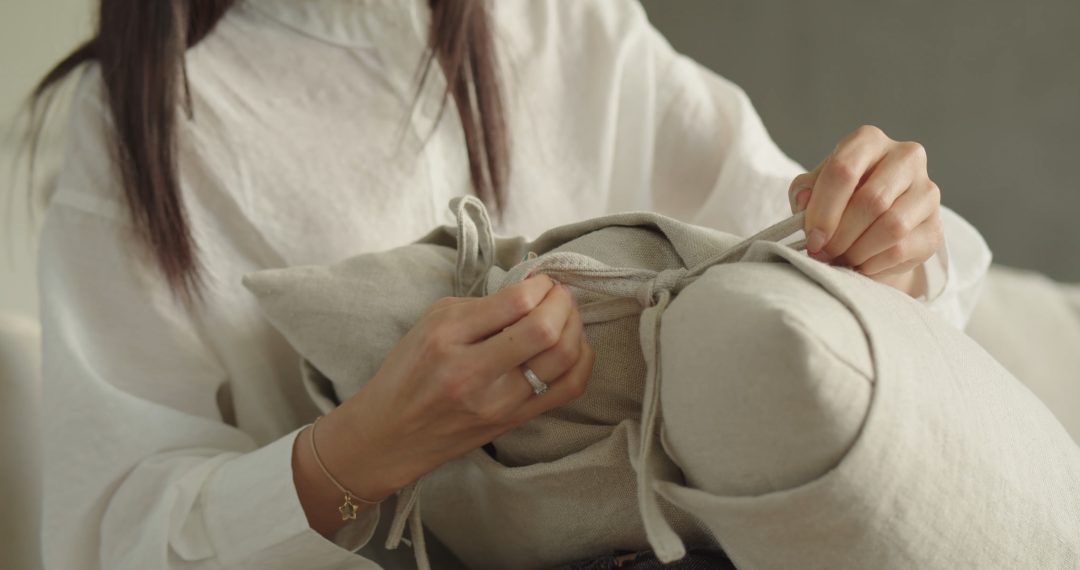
[309,415,386,520]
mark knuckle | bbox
[453,358,480,383]
[881,211,910,240]
[825,159,858,185]
[570,337,585,365]
[564,371,590,400]
[930,217,946,244]
[430,316,461,341]
[900,141,927,163]
[529,318,562,348]
[567,376,588,399]
[890,243,909,264]
[857,187,892,217]
[507,288,538,316]
[926,181,942,203]
[855,124,885,140]
[472,403,506,425]
[568,335,584,363]
[552,337,580,368]
[419,332,454,361]
[436,368,471,401]
[822,239,846,259]
[570,356,596,398]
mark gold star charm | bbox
[339,495,359,520]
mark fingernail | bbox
[795,188,811,212]
[807,229,827,253]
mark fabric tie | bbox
[636,268,688,308]
[385,196,807,566]
[384,197,494,569]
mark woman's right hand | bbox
[294,274,594,534]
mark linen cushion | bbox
[656,252,1080,569]
[244,197,1080,570]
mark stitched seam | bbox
[780,310,875,386]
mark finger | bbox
[822,149,916,262]
[472,283,574,377]
[517,305,584,391]
[787,167,821,213]
[856,216,942,276]
[840,180,940,267]
[805,126,891,254]
[510,335,596,423]
[454,274,556,342]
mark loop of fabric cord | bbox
[452,196,496,297]
[388,195,808,567]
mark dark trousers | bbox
[550,547,737,570]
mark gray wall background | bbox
[643,0,1080,281]
[0,0,91,320]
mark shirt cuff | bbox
[917,242,949,305]
[917,205,993,330]
[202,426,382,569]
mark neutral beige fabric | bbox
[660,262,873,498]
[246,197,805,567]
[656,249,1080,569]
[246,196,1079,569]
[965,265,1080,442]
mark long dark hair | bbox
[27,0,508,304]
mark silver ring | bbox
[521,366,549,396]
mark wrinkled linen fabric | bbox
[37,1,994,568]
[245,197,1079,570]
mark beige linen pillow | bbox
[655,252,1080,569]
[244,197,1080,570]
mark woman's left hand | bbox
[788,125,944,297]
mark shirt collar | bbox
[244,0,429,50]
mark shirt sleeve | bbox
[627,2,991,329]
[37,67,382,570]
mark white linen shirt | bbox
[37,0,992,568]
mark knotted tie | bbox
[385,196,807,567]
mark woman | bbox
[30,0,991,568]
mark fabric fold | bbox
[393,196,809,564]
[247,195,1073,569]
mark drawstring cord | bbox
[385,196,806,567]
[384,197,495,569]
[632,209,808,562]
